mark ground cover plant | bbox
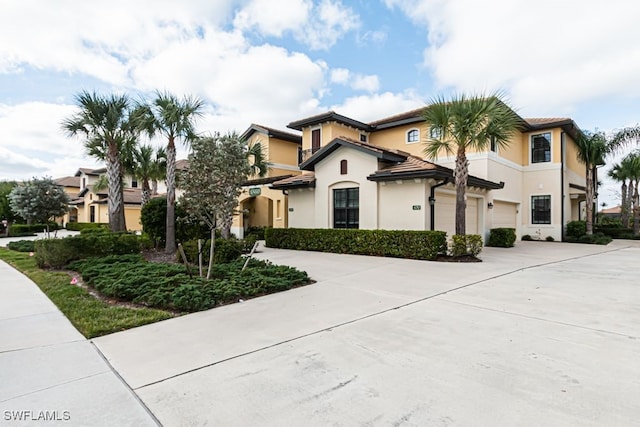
[0,248,173,338]
[68,254,310,312]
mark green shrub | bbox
[545,236,555,242]
[574,233,612,245]
[34,232,143,268]
[7,240,35,252]
[245,226,267,240]
[65,222,109,232]
[141,197,210,247]
[594,226,634,239]
[487,228,516,248]
[565,220,586,239]
[181,238,244,265]
[521,234,533,241]
[8,223,59,236]
[450,234,483,257]
[265,228,447,260]
[69,256,309,312]
[79,227,111,235]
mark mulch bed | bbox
[434,254,482,263]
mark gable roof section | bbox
[242,174,294,187]
[368,156,504,190]
[288,111,372,132]
[271,173,316,190]
[525,117,581,140]
[299,136,408,171]
[241,124,302,144]
[75,167,106,177]
[369,107,426,129]
[54,176,80,187]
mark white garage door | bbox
[435,193,478,236]
[492,201,517,229]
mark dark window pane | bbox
[531,195,551,224]
[531,133,551,163]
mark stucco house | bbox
[231,124,302,237]
[269,108,587,242]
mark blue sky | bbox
[1,0,639,207]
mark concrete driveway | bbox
[91,240,640,426]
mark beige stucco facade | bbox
[278,109,588,242]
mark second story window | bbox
[360,134,367,143]
[531,132,551,163]
[490,136,497,152]
[429,126,442,140]
[311,128,321,153]
[406,129,419,144]
[131,178,138,188]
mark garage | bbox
[492,201,518,229]
[434,192,479,236]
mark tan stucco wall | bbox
[125,205,142,231]
[500,132,525,165]
[369,124,427,157]
[565,134,585,177]
[314,147,379,229]
[378,180,427,230]
[232,185,288,237]
[268,138,299,167]
[301,122,364,151]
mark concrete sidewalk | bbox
[0,230,80,248]
[93,240,640,426]
[0,260,157,426]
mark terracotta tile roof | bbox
[75,167,106,177]
[373,155,449,175]
[271,173,316,189]
[54,176,80,187]
[369,107,426,127]
[176,159,189,170]
[601,205,621,214]
[300,136,409,171]
[243,174,294,186]
[94,188,143,205]
[288,111,371,132]
[241,124,302,144]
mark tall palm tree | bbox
[575,130,608,235]
[128,145,157,207]
[140,91,204,253]
[608,162,630,227]
[623,151,640,235]
[62,91,139,232]
[423,92,521,235]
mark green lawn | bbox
[0,248,175,338]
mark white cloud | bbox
[330,68,380,92]
[383,0,640,116]
[351,75,380,93]
[356,30,388,47]
[233,0,312,37]
[331,91,423,123]
[233,0,360,50]
[331,68,351,84]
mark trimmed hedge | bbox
[8,223,60,236]
[487,228,516,248]
[450,234,483,257]
[34,232,144,269]
[65,222,109,232]
[68,255,310,312]
[7,240,35,252]
[265,228,447,260]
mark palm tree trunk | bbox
[107,147,127,232]
[585,165,594,235]
[141,180,151,207]
[151,179,158,196]
[621,181,628,227]
[627,183,634,228]
[634,179,640,236]
[165,137,177,253]
[454,148,469,236]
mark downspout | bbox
[429,179,449,230]
[561,132,565,242]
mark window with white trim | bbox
[406,129,419,144]
[429,126,442,139]
[531,195,551,224]
[333,188,359,229]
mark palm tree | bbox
[140,91,204,253]
[423,92,521,235]
[575,130,608,235]
[62,91,139,232]
[246,140,269,177]
[623,151,640,235]
[608,162,630,227]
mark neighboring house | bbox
[600,205,621,220]
[270,109,587,241]
[53,175,81,225]
[230,124,302,237]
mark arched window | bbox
[340,159,348,175]
[406,129,419,144]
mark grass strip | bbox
[0,248,174,338]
